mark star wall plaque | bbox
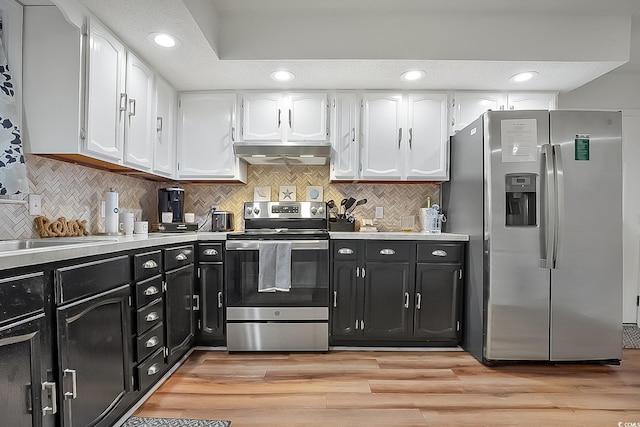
[279,186,296,201]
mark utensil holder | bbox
[329,219,355,232]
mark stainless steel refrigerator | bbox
[442,110,622,364]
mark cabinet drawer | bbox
[135,275,163,307]
[0,272,46,326]
[136,347,166,391]
[198,243,223,262]
[137,322,164,361]
[332,241,358,260]
[365,241,412,261]
[134,250,162,281]
[56,256,130,304]
[137,298,164,334]
[416,243,463,263]
[164,245,194,271]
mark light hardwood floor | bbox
[134,349,640,427]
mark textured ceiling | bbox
[66,0,640,93]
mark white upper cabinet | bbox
[177,92,246,181]
[330,92,359,180]
[85,18,126,162]
[405,93,449,180]
[452,91,557,133]
[153,76,177,178]
[506,92,557,111]
[123,52,155,170]
[360,93,404,179]
[240,92,328,142]
[358,92,448,181]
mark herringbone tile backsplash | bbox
[0,156,440,240]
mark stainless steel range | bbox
[225,201,329,351]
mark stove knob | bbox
[317,206,324,215]
[310,207,317,215]
[245,207,253,216]
[253,207,261,215]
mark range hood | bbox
[233,141,332,165]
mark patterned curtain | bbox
[0,32,28,196]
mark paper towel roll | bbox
[105,190,119,234]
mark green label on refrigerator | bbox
[575,134,590,160]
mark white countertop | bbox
[330,231,469,241]
[0,230,468,271]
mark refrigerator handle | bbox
[540,144,556,269]
[553,145,564,268]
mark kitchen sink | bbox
[0,238,106,252]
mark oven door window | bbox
[226,245,328,307]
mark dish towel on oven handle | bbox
[258,242,292,292]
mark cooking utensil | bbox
[346,198,367,216]
[339,198,348,218]
[344,197,356,213]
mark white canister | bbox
[119,212,135,235]
[134,221,148,234]
[105,190,119,234]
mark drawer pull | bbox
[147,363,160,376]
[144,286,159,296]
[431,250,448,257]
[175,253,188,261]
[142,260,158,269]
[380,249,396,255]
[146,336,159,348]
[337,248,353,255]
[145,312,159,322]
[204,248,219,256]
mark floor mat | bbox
[122,417,230,427]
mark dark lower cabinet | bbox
[56,284,131,427]
[330,239,464,346]
[363,261,411,338]
[0,271,54,427]
[197,263,225,345]
[414,263,462,341]
[164,250,195,366]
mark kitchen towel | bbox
[0,35,28,196]
[258,242,292,292]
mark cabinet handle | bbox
[231,126,235,142]
[362,268,365,278]
[156,117,163,132]
[119,93,128,112]
[147,363,160,376]
[143,260,158,269]
[145,312,159,322]
[416,292,422,310]
[175,253,188,261]
[351,127,356,142]
[398,127,403,148]
[203,248,219,256]
[361,320,365,330]
[337,248,353,255]
[63,369,77,400]
[404,292,410,309]
[128,98,136,117]
[431,250,448,257]
[146,336,159,348]
[409,128,413,149]
[379,249,395,255]
[333,290,337,308]
[193,295,200,311]
[355,320,359,330]
[42,382,58,415]
[288,109,292,128]
[218,291,223,308]
[277,108,281,128]
[144,285,159,296]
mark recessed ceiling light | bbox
[150,32,178,48]
[270,70,295,82]
[510,71,538,83]
[401,70,425,81]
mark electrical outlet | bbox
[375,206,384,219]
[28,194,42,216]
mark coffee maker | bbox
[158,187,185,223]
